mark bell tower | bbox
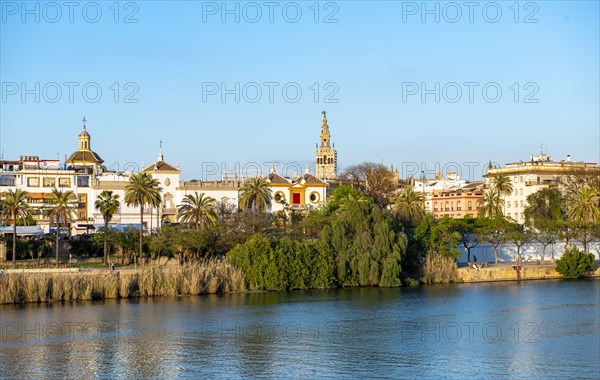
[315,111,337,180]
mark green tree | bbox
[555,245,595,278]
[392,187,425,225]
[94,190,120,264]
[450,216,480,262]
[572,221,597,254]
[478,189,502,218]
[477,217,512,264]
[491,174,513,215]
[0,189,31,267]
[506,224,532,264]
[524,188,564,227]
[48,188,76,267]
[239,178,272,214]
[326,185,369,214]
[177,192,218,229]
[567,186,600,223]
[124,172,162,267]
[415,215,461,259]
[533,227,557,264]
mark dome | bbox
[79,126,90,137]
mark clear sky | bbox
[1,1,599,181]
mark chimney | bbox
[567,155,571,162]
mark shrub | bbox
[555,245,595,278]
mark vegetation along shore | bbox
[1,163,599,304]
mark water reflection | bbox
[1,280,599,379]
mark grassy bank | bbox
[0,260,245,304]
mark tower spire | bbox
[157,140,164,162]
[315,111,337,181]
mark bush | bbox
[227,197,408,290]
[226,235,337,291]
[555,245,595,278]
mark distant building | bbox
[315,111,337,181]
[431,182,484,218]
[485,153,600,223]
[413,171,483,217]
[0,115,330,234]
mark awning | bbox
[93,224,146,232]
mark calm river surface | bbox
[1,280,599,379]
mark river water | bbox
[1,280,599,379]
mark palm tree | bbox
[491,174,513,215]
[94,190,120,264]
[567,186,600,223]
[239,178,272,214]
[124,172,162,266]
[393,187,425,223]
[1,189,31,267]
[177,192,218,229]
[48,188,76,268]
[478,189,502,218]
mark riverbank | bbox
[2,262,600,305]
[458,262,600,283]
[0,260,245,304]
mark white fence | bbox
[458,241,600,263]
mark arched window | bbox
[457,201,461,211]
[445,201,449,211]
[451,201,454,211]
[468,201,472,210]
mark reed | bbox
[0,260,246,304]
[421,254,458,284]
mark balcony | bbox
[290,204,309,211]
[525,179,559,186]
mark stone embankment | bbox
[458,263,600,282]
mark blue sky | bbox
[1,1,599,180]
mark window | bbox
[27,177,39,187]
[79,194,87,203]
[309,192,320,203]
[77,176,89,187]
[457,201,461,211]
[467,201,472,210]
[520,200,524,207]
[274,192,285,204]
[451,201,454,211]
[519,188,523,195]
[79,211,85,219]
[59,178,70,187]
[520,176,523,182]
[43,177,55,187]
[434,202,438,211]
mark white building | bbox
[485,153,600,223]
[0,118,329,234]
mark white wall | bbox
[458,241,600,263]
